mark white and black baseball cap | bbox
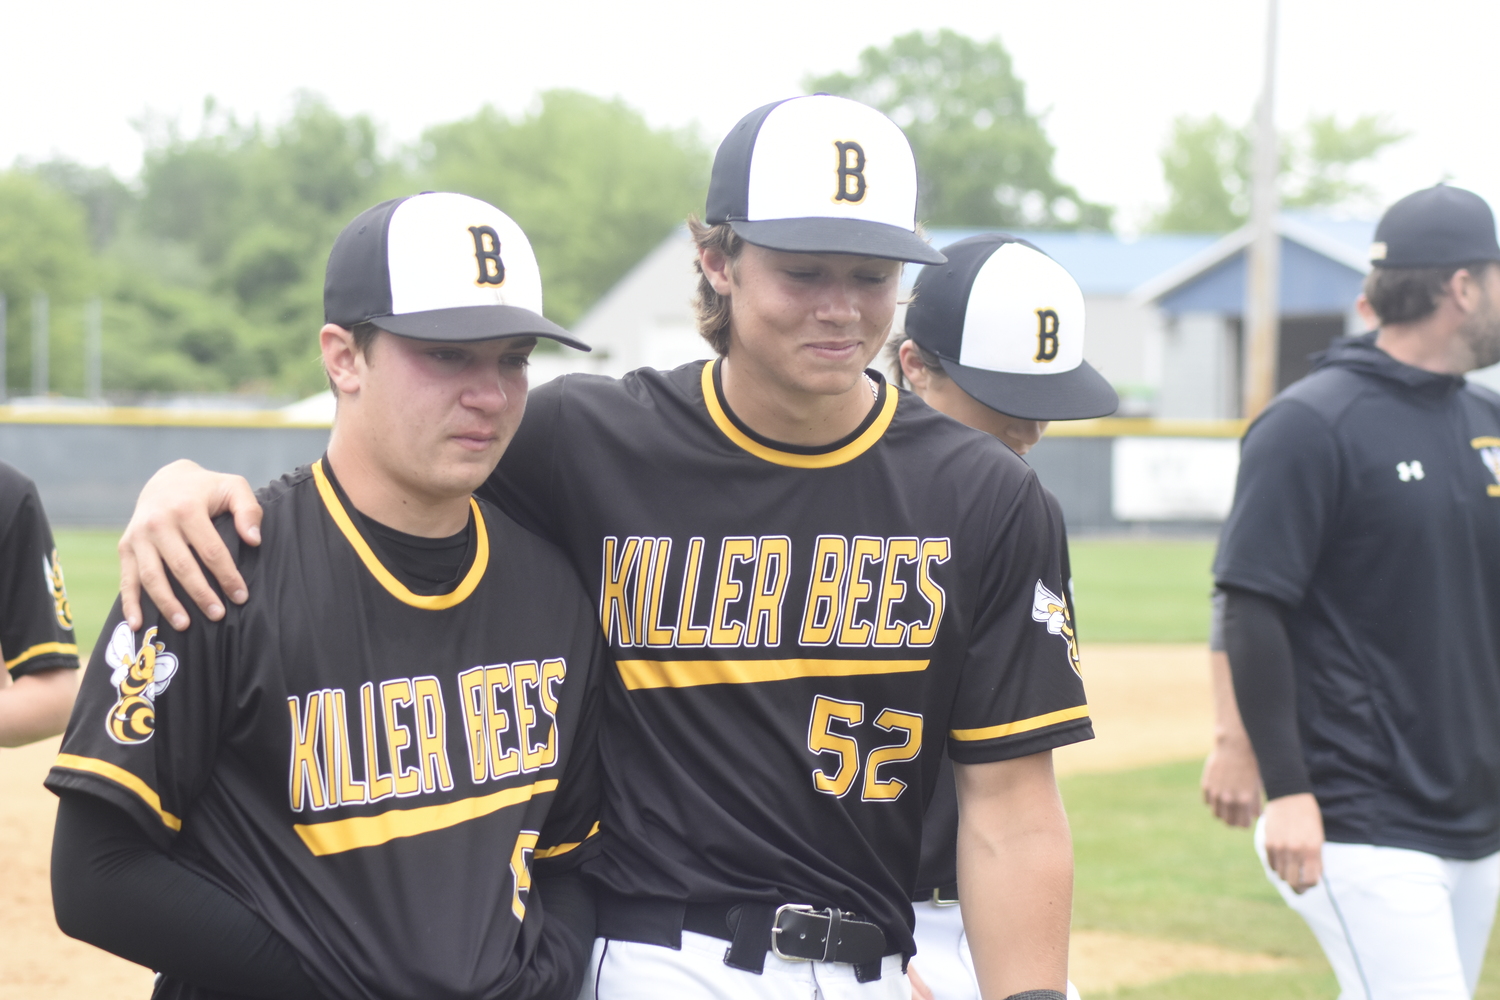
[323,192,588,350]
[905,234,1118,420]
[706,95,946,265]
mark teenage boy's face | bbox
[331,329,536,502]
[711,243,901,397]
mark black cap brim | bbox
[939,357,1119,421]
[373,305,590,351]
[731,218,946,265]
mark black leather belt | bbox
[597,892,895,982]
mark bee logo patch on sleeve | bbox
[45,548,73,630]
[104,622,179,745]
[1032,580,1081,675]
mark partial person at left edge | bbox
[0,459,81,747]
[45,192,607,1000]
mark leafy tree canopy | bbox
[808,30,1111,230]
[1151,113,1406,232]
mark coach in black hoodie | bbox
[1215,184,1500,997]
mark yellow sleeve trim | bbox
[1472,436,1500,449]
[52,753,182,831]
[311,458,488,610]
[701,360,897,469]
[6,641,78,670]
[293,778,558,856]
[535,820,601,859]
[950,704,1091,742]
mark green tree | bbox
[418,90,709,327]
[0,171,94,394]
[1152,113,1405,232]
[808,30,1111,230]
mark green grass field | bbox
[47,532,1496,997]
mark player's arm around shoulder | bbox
[955,750,1072,998]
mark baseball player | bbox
[889,235,1117,1000]
[1217,184,1500,997]
[0,459,80,747]
[47,193,606,1000]
[113,96,1091,1000]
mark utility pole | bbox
[1242,0,1281,419]
[85,296,103,401]
[32,292,49,398]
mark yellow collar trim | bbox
[700,359,897,469]
[311,459,488,610]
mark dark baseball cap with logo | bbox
[1369,184,1500,269]
[706,95,946,265]
[324,192,589,350]
[904,234,1118,421]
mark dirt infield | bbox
[0,642,1272,999]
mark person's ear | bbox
[898,339,934,393]
[1449,267,1487,316]
[700,247,735,296]
[321,325,363,396]
[1354,294,1379,329]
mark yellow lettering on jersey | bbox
[644,538,676,647]
[800,535,848,646]
[745,536,791,647]
[808,695,864,797]
[360,682,395,802]
[381,679,421,797]
[675,537,710,647]
[287,692,326,812]
[458,666,489,784]
[838,537,883,647]
[874,537,918,647]
[513,661,549,773]
[709,537,755,647]
[537,658,566,768]
[861,709,922,801]
[908,539,950,646]
[411,676,453,794]
[324,688,367,806]
[630,538,655,647]
[487,665,520,780]
[510,831,539,920]
[599,537,640,647]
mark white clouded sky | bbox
[3,0,1496,229]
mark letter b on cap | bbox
[1035,309,1061,363]
[469,226,506,285]
[833,141,867,203]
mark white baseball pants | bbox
[579,930,911,1000]
[909,900,1081,1000]
[1255,819,1500,999]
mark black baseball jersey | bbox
[1215,333,1500,859]
[48,458,606,1000]
[913,488,1077,895]
[0,460,78,678]
[482,359,1092,954]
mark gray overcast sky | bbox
[4,0,1496,230]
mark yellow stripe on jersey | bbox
[535,820,601,859]
[52,753,183,831]
[950,704,1091,742]
[5,641,78,670]
[616,657,929,690]
[701,360,898,469]
[1472,436,1500,448]
[293,778,558,856]
[311,459,488,610]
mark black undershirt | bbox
[1221,586,1312,799]
[50,488,596,997]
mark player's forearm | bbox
[1209,650,1254,748]
[955,753,1072,998]
[1222,587,1311,799]
[0,668,78,747]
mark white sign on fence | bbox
[1111,437,1240,521]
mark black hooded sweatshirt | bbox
[1215,332,1500,858]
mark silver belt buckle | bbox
[769,903,819,961]
[931,888,960,907]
